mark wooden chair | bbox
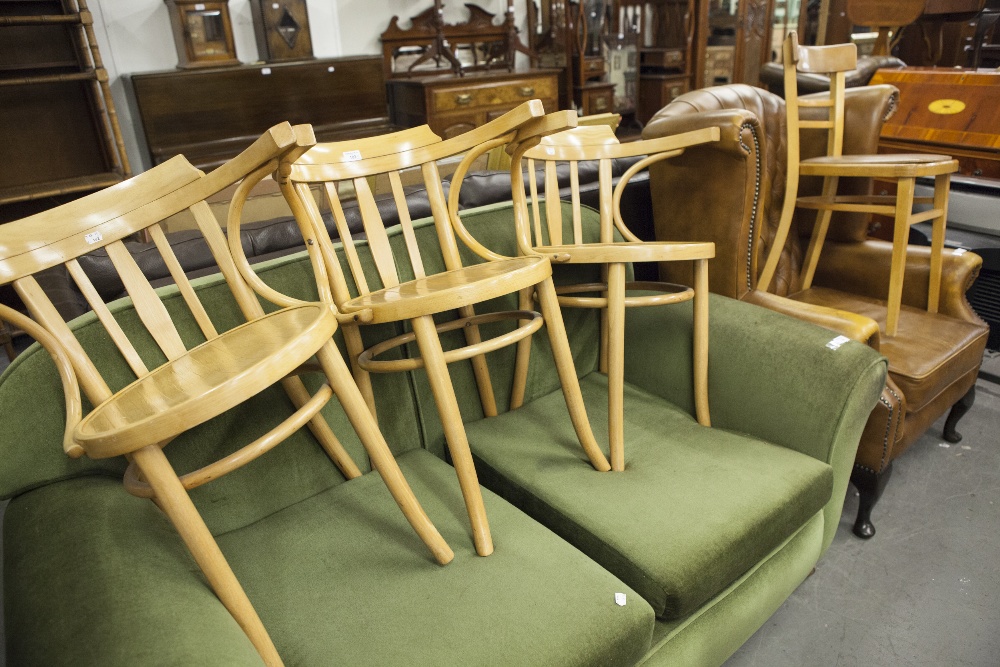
[485,112,622,171]
[495,124,718,471]
[279,101,610,559]
[759,32,959,337]
[0,319,14,361]
[0,123,453,667]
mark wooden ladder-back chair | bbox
[279,101,610,559]
[759,31,959,337]
[496,124,718,471]
[0,123,453,667]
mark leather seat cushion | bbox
[466,373,833,620]
[790,287,988,411]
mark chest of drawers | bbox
[387,69,561,138]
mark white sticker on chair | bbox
[615,592,627,606]
[826,335,850,350]
[84,231,103,245]
[343,150,362,162]
[954,248,968,255]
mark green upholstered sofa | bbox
[0,201,886,666]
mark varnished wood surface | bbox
[282,105,612,555]
[510,124,716,470]
[130,57,394,170]
[868,68,1000,157]
[763,34,959,337]
[75,304,337,458]
[343,256,552,322]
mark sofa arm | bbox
[743,290,881,349]
[813,240,985,322]
[623,294,886,550]
[643,108,758,158]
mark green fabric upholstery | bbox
[6,450,655,666]
[466,373,832,619]
[0,198,886,666]
[4,476,264,666]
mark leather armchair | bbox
[642,84,988,538]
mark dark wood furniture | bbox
[249,0,314,62]
[869,68,1000,179]
[163,0,240,69]
[129,56,394,170]
[0,0,130,222]
[694,0,775,88]
[386,69,560,139]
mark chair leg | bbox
[410,314,494,557]
[692,259,711,427]
[341,323,378,418]
[131,445,283,667]
[943,384,976,444]
[851,463,893,539]
[927,173,951,314]
[535,277,611,472]
[607,262,626,472]
[799,176,839,290]
[600,263,610,375]
[458,304,498,417]
[886,177,917,337]
[510,287,535,410]
[279,376,362,480]
[315,342,455,565]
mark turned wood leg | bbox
[943,384,976,444]
[316,342,454,565]
[510,287,534,411]
[606,262,626,472]
[132,445,283,666]
[410,314,494,556]
[851,464,893,539]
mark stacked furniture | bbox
[644,82,988,538]
[1,110,885,665]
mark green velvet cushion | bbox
[4,476,264,666]
[465,373,833,620]
[219,448,654,666]
[6,450,655,666]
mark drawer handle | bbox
[518,86,535,97]
[455,94,473,105]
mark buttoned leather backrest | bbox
[644,83,897,297]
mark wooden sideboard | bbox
[130,56,394,170]
[869,67,1000,179]
[386,69,560,138]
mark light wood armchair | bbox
[278,102,610,559]
[0,123,453,667]
[495,124,719,471]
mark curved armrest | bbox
[813,240,984,321]
[743,290,881,349]
[642,109,760,158]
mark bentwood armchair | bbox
[0,123,453,666]
[279,102,610,558]
[643,84,988,538]
[495,124,718,471]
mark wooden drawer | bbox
[430,75,557,113]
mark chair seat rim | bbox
[800,154,958,177]
[536,242,715,263]
[342,256,552,323]
[75,303,339,458]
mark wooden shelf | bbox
[0,172,125,206]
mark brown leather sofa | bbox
[642,83,989,538]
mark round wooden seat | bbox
[342,255,552,322]
[538,241,715,265]
[800,154,958,177]
[76,303,339,459]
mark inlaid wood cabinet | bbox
[386,69,560,138]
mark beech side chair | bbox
[494,124,718,471]
[0,123,452,667]
[279,102,611,559]
[759,32,959,337]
